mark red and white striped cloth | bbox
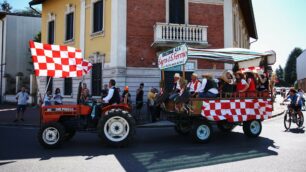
[29,40,92,78]
[240,66,263,73]
[201,99,273,122]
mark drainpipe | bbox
[0,18,4,104]
[29,4,41,16]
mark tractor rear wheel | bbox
[97,109,135,147]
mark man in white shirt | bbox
[15,87,29,122]
[103,79,120,105]
[187,73,201,97]
[173,73,181,92]
[199,73,219,98]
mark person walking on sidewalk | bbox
[15,86,29,122]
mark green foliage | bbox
[14,7,41,16]
[0,0,12,13]
[284,47,303,86]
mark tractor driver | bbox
[102,79,120,105]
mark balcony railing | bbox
[153,22,208,47]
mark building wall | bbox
[189,2,224,49]
[126,0,166,68]
[297,50,306,80]
[4,15,41,77]
[41,0,112,62]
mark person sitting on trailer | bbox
[173,73,181,92]
[235,71,249,97]
[199,73,219,98]
[187,73,201,98]
[102,79,120,105]
[256,70,269,92]
[245,72,257,92]
[219,70,236,98]
[169,73,181,100]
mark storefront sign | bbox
[158,44,188,69]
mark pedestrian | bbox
[147,88,157,122]
[44,90,53,106]
[54,88,63,105]
[136,83,144,121]
[15,86,29,122]
[136,83,144,109]
[122,86,131,105]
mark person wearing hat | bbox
[235,71,249,95]
[283,88,303,122]
[187,73,201,98]
[199,73,218,98]
[220,70,236,98]
[256,70,269,92]
[173,73,181,92]
[122,86,131,105]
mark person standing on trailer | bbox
[15,86,29,122]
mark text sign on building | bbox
[158,44,188,70]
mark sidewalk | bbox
[0,96,286,128]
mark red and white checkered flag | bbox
[29,40,85,78]
[82,60,92,74]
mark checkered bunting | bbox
[201,99,273,122]
[29,40,92,78]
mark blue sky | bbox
[6,0,306,69]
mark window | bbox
[64,78,72,96]
[169,0,185,24]
[93,0,104,33]
[65,12,74,41]
[91,63,102,96]
[48,20,55,44]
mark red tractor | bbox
[37,103,136,148]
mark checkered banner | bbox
[82,60,92,74]
[29,40,92,78]
[201,99,273,122]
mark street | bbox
[0,111,305,172]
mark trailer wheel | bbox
[217,121,236,132]
[190,120,212,143]
[98,109,135,147]
[38,122,66,149]
[243,120,262,137]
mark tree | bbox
[14,7,41,16]
[275,65,289,87]
[284,47,303,86]
[0,0,12,13]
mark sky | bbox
[6,0,306,70]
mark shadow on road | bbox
[287,127,305,134]
[0,127,278,172]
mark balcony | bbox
[152,22,208,48]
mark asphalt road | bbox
[0,113,305,172]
